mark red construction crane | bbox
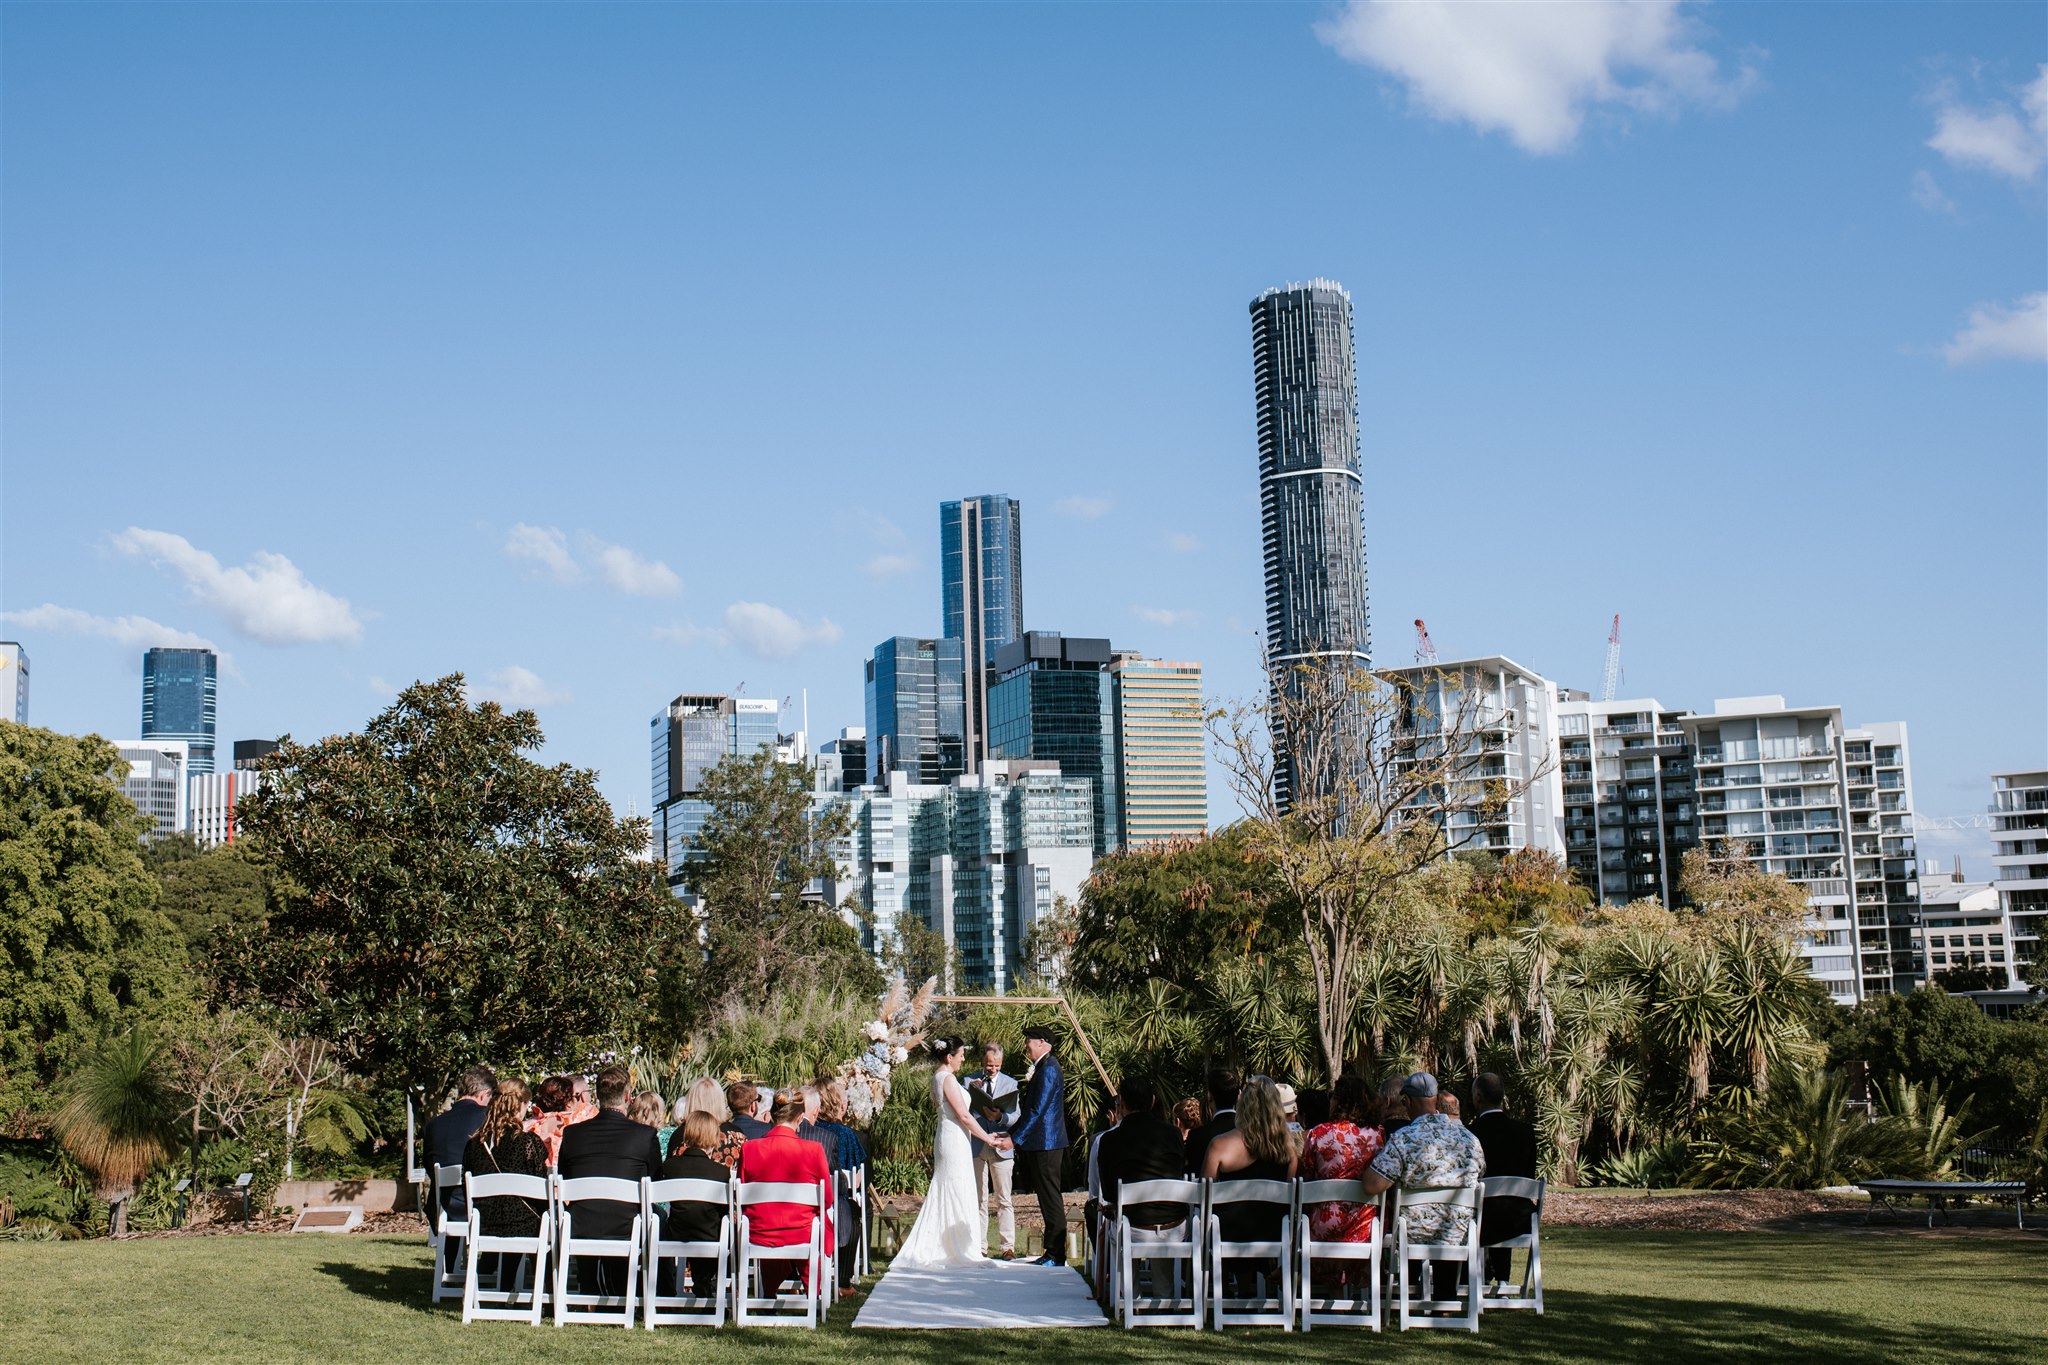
[1413,618,1440,665]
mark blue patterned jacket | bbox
[1012,1054,1068,1153]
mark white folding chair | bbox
[1390,1186,1482,1332]
[643,1177,732,1328]
[552,1175,644,1327]
[1296,1178,1384,1332]
[734,1180,828,1328]
[429,1163,467,1303]
[1206,1178,1295,1330]
[1111,1177,1204,1329]
[1477,1175,1545,1314]
[841,1165,869,1280]
[461,1172,553,1325]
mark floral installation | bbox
[832,975,937,1126]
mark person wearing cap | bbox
[1275,1082,1302,1135]
[1361,1071,1486,1297]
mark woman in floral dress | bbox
[1302,1073,1387,1289]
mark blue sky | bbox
[4,3,2042,872]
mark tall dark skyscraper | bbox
[1250,280,1369,673]
[986,631,1120,858]
[940,495,1024,770]
[141,646,217,774]
[865,635,968,787]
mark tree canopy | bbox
[215,677,688,1102]
[1072,824,1290,996]
[0,725,189,1120]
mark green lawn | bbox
[0,1230,2041,1364]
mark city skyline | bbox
[3,5,2041,879]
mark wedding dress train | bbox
[888,1069,987,1269]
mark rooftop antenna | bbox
[1413,618,1439,665]
[1600,614,1623,702]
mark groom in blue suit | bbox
[1012,1026,1069,1266]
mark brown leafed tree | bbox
[1211,655,1548,1083]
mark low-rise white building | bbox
[1381,655,1565,859]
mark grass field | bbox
[0,1229,2042,1364]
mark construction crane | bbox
[1600,614,1623,702]
[1413,618,1439,665]
[1913,813,1995,831]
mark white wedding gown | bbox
[889,1069,987,1269]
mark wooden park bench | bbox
[1856,1179,2029,1229]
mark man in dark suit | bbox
[1468,1072,1539,1286]
[1095,1077,1188,1229]
[724,1081,771,1141]
[1011,1026,1070,1265]
[558,1064,665,1295]
[423,1065,495,1224]
[1182,1066,1241,1176]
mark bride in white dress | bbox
[890,1036,1012,1269]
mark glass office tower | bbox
[141,647,217,774]
[986,631,1120,858]
[865,636,968,786]
[650,693,786,893]
[940,495,1024,770]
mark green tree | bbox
[155,841,268,957]
[0,725,189,1120]
[1676,841,1813,935]
[1071,825,1289,996]
[1460,847,1593,935]
[692,747,877,1009]
[1931,963,2000,993]
[217,677,688,1103]
[52,1028,180,1235]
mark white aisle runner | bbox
[853,1259,1108,1330]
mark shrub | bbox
[867,1157,931,1195]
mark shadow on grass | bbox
[318,1257,448,1319]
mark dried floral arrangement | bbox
[833,975,937,1126]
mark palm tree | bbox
[52,1029,180,1236]
[1648,939,1731,1109]
[1716,925,1814,1097]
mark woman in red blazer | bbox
[736,1091,833,1292]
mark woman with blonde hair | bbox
[683,1077,746,1168]
[1200,1077,1299,1300]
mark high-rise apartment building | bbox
[940,496,1024,770]
[649,693,785,892]
[1380,656,1565,859]
[1110,654,1207,848]
[986,632,1119,857]
[865,636,968,787]
[142,647,217,775]
[1557,696,1698,906]
[822,760,1093,992]
[188,769,264,848]
[1685,699,1921,1003]
[0,642,26,724]
[110,738,190,840]
[1989,768,2047,985]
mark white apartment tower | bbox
[1684,699,1920,1003]
[1383,656,1565,859]
[1989,768,2047,985]
[1557,697,1698,906]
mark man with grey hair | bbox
[1362,1071,1486,1298]
[966,1042,1020,1257]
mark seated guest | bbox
[424,1065,496,1224]
[1469,1072,1538,1288]
[796,1085,845,1174]
[1302,1074,1387,1291]
[1362,1072,1486,1299]
[1082,1098,1119,1279]
[525,1073,597,1168]
[1097,1077,1191,1300]
[685,1078,746,1168]
[556,1064,665,1295]
[736,1091,832,1294]
[462,1079,546,1283]
[1380,1074,1412,1138]
[1169,1096,1204,1139]
[627,1091,669,1155]
[812,1079,870,1292]
[1183,1066,1241,1175]
[1276,1082,1303,1135]
[658,1110,734,1299]
[1297,1088,1331,1132]
[1438,1092,1461,1120]
[1201,1077,1299,1300]
[725,1081,771,1141]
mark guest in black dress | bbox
[658,1110,734,1298]
[462,1080,548,1284]
[1200,1077,1300,1299]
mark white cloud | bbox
[1943,291,2048,366]
[1927,65,2048,181]
[1133,606,1200,627]
[723,602,843,660]
[1910,169,1956,215]
[1056,495,1113,520]
[1315,0,1755,155]
[1166,532,1202,554]
[111,527,363,645]
[589,540,682,597]
[473,665,572,708]
[502,524,681,597]
[864,553,918,579]
[504,523,578,581]
[367,675,396,697]
[2,602,218,654]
